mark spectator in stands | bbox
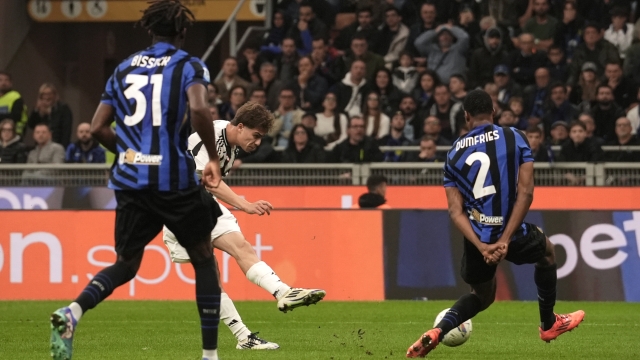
[315,92,348,150]
[626,88,640,135]
[0,71,27,137]
[0,119,27,164]
[281,123,325,163]
[542,83,578,137]
[546,45,569,83]
[412,70,440,119]
[456,4,481,50]
[214,57,251,103]
[509,33,547,88]
[300,112,327,148]
[398,95,419,141]
[334,6,378,51]
[524,67,551,122]
[287,1,327,55]
[449,74,467,103]
[605,117,640,162]
[523,0,558,51]
[65,123,105,163]
[508,97,528,130]
[379,112,411,162]
[276,37,300,83]
[526,126,552,162]
[484,83,505,122]
[373,6,410,67]
[27,83,73,148]
[248,88,268,108]
[604,61,637,111]
[498,108,519,127]
[220,85,247,121]
[494,65,523,106]
[291,56,328,112]
[330,115,383,163]
[26,123,65,164]
[579,113,605,146]
[269,88,304,147]
[392,52,418,95]
[558,121,604,162]
[263,10,289,49]
[362,92,390,140]
[405,135,442,162]
[429,84,462,139]
[422,116,452,146]
[335,34,385,82]
[554,1,584,63]
[414,24,469,83]
[568,23,620,88]
[371,68,402,117]
[569,62,601,111]
[255,62,283,111]
[353,174,390,209]
[405,2,438,59]
[468,27,509,89]
[207,83,223,109]
[238,44,260,83]
[604,7,634,59]
[311,37,338,84]
[591,85,625,141]
[335,60,370,117]
[208,104,220,119]
[548,121,570,146]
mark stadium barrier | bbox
[1,162,640,186]
[1,210,638,302]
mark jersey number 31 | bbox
[465,152,496,199]
[123,74,163,127]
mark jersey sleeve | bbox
[515,129,534,164]
[443,154,457,188]
[100,73,116,106]
[188,134,210,173]
[184,58,211,90]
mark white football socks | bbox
[202,349,218,360]
[68,302,83,322]
[245,261,291,300]
[220,292,252,341]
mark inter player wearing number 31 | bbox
[406,90,585,358]
[50,1,226,360]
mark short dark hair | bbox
[139,0,195,37]
[299,0,312,10]
[352,33,368,43]
[229,84,247,98]
[385,6,401,16]
[348,115,364,127]
[605,61,622,68]
[34,123,51,132]
[570,120,587,131]
[525,125,542,135]
[450,73,466,84]
[356,6,373,16]
[366,174,387,192]
[231,102,274,133]
[548,45,563,53]
[249,87,265,97]
[550,82,567,93]
[280,87,295,97]
[420,135,437,145]
[302,112,317,121]
[596,84,613,94]
[463,90,494,117]
[434,83,450,93]
[207,82,219,93]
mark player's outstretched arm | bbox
[90,103,117,153]
[187,83,221,188]
[496,161,534,245]
[205,180,273,216]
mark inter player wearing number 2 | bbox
[406,90,585,358]
[50,2,225,360]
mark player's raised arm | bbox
[496,161,534,245]
[187,83,222,188]
[89,103,116,154]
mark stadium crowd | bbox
[2,0,640,166]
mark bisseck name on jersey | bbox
[456,130,500,151]
[469,208,503,226]
[131,55,172,68]
[119,149,163,166]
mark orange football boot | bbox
[406,328,441,358]
[539,310,585,343]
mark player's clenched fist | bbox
[202,160,222,189]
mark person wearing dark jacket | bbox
[353,174,390,209]
[0,118,27,164]
[27,83,73,148]
[468,27,509,89]
[331,115,383,163]
[509,33,548,88]
[567,23,620,87]
[286,2,328,55]
[605,117,640,162]
[542,83,579,137]
[334,6,379,51]
[281,124,325,163]
[65,123,106,163]
[590,84,626,141]
[558,121,604,162]
[525,126,553,162]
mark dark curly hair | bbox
[139,0,195,37]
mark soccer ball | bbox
[433,308,472,347]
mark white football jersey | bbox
[188,120,238,178]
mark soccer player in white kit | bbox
[163,102,326,350]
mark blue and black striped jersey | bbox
[444,124,534,243]
[101,41,210,191]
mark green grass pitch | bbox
[3,300,639,359]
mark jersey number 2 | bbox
[123,74,163,127]
[465,152,496,199]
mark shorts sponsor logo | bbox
[119,149,162,165]
[470,209,503,226]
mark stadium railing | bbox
[1,162,639,187]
